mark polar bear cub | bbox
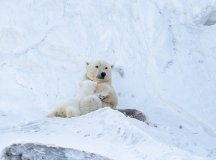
[46,80,97,118]
[79,92,108,116]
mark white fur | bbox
[79,95,102,115]
[79,60,118,116]
[46,80,97,118]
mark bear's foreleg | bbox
[95,92,109,100]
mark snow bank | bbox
[0,108,203,160]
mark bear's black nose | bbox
[101,72,106,77]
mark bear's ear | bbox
[86,62,90,66]
[111,64,114,69]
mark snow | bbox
[0,108,205,160]
[0,0,216,159]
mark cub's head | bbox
[79,80,97,93]
[85,60,114,83]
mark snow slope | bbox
[0,0,216,159]
[0,108,204,160]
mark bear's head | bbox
[85,60,114,84]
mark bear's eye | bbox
[95,66,98,68]
[105,67,107,69]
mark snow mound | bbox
[0,108,203,160]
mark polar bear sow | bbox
[79,60,118,115]
[79,60,146,122]
[46,80,97,118]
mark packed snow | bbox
[0,0,216,159]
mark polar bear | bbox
[46,80,98,118]
[79,60,146,122]
[79,60,118,115]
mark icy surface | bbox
[0,0,216,159]
[0,108,205,160]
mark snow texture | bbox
[0,0,216,159]
[0,108,204,160]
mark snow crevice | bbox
[204,11,216,25]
